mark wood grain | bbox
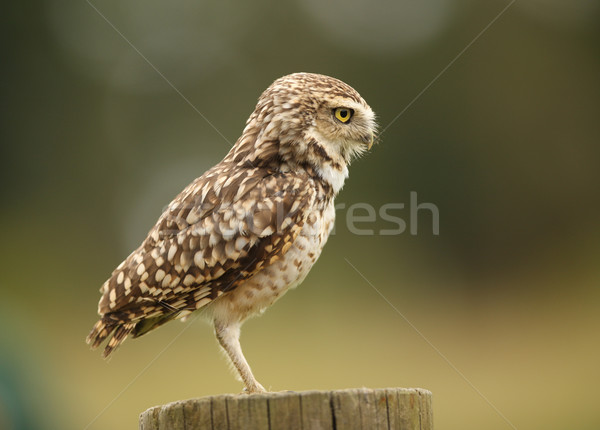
[139,388,433,430]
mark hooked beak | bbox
[362,132,375,150]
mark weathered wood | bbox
[140,388,433,430]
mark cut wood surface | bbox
[139,387,433,430]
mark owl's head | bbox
[257,73,376,163]
[229,73,377,192]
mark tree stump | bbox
[139,387,433,430]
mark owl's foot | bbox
[243,382,267,394]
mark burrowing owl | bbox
[87,73,376,393]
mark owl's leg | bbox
[214,321,266,393]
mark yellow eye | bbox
[334,107,353,123]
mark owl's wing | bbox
[87,165,316,356]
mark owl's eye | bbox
[333,107,353,123]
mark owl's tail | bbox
[86,316,136,358]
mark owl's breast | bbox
[208,201,336,325]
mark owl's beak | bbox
[362,132,375,150]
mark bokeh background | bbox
[1,1,599,429]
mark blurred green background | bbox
[1,1,599,429]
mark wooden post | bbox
[139,387,432,430]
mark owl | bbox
[87,73,376,393]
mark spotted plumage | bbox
[87,72,376,393]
